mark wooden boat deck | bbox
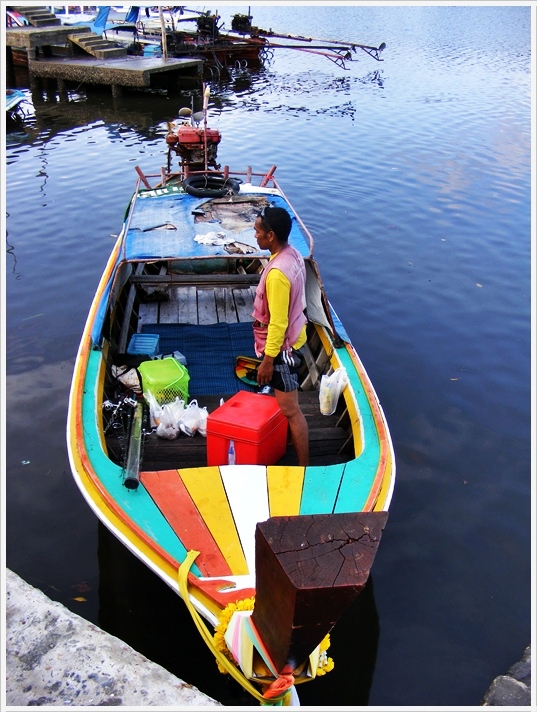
[137,283,259,329]
[136,390,352,470]
[105,280,354,470]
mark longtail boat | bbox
[5,88,26,117]
[67,86,396,705]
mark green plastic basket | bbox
[139,357,190,405]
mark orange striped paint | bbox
[141,469,233,578]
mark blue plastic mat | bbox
[141,322,257,396]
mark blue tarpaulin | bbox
[124,189,312,261]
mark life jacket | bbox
[252,244,307,357]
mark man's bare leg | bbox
[274,389,309,466]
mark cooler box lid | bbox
[206,391,285,443]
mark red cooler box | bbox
[206,391,288,466]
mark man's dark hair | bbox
[260,206,292,243]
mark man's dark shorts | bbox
[271,348,304,392]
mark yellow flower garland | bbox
[213,596,256,673]
[212,597,334,676]
[316,634,335,675]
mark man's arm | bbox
[256,270,290,385]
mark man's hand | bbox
[257,355,275,386]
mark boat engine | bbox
[166,124,222,170]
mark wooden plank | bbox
[159,285,200,324]
[158,287,181,323]
[251,511,388,674]
[197,288,218,325]
[299,342,320,389]
[215,287,237,323]
[131,273,260,285]
[178,286,199,324]
[118,263,145,352]
[220,464,270,576]
[334,452,379,513]
[233,288,254,322]
[137,265,167,328]
[266,465,305,517]
[315,348,331,374]
[135,388,354,469]
[299,464,345,515]
[140,469,233,577]
[179,466,249,575]
[137,301,159,328]
[134,391,354,473]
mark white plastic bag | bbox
[156,403,179,439]
[144,390,163,428]
[319,367,349,416]
[168,396,186,424]
[197,405,208,437]
[178,399,202,437]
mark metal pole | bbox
[203,84,210,171]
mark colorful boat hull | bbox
[67,155,395,701]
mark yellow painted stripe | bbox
[266,465,305,517]
[95,351,108,453]
[373,446,395,511]
[179,466,249,575]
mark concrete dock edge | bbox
[4,569,222,708]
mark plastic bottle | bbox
[228,440,236,465]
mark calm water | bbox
[4,4,532,707]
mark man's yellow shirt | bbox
[264,266,307,358]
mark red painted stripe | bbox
[141,469,233,578]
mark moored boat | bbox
[67,86,396,704]
[5,88,27,119]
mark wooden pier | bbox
[6,25,204,98]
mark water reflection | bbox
[7,59,387,148]
[5,230,21,280]
[208,65,386,118]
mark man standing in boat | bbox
[253,206,309,466]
